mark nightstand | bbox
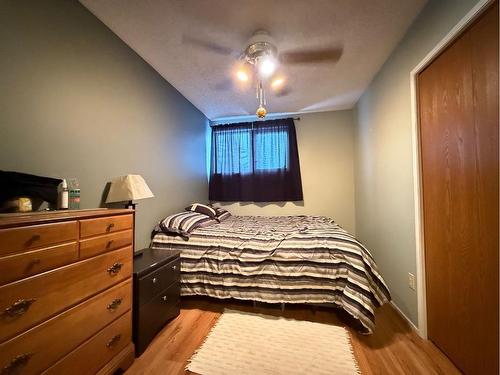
[133,248,180,356]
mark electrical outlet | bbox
[408,272,416,291]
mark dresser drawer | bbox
[0,221,77,257]
[137,257,180,306]
[79,230,133,259]
[0,246,132,343]
[134,282,180,355]
[0,279,131,375]
[43,310,132,375]
[80,215,133,238]
[0,242,78,286]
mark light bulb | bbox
[258,57,276,78]
[236,70,249,82]
[271,77,285,88]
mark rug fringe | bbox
[185,312,224,371]
[347,334,362,375]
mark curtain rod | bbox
[212,116,301,126]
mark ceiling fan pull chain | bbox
[259,81,265,107]
[260,81,264,106]
[255,79,267,118]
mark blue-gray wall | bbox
[0,1,209,248]
[354,0,481,325]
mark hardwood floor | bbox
[126,297,460,375]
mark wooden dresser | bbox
[0,209,135,375]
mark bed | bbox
[151,214,390,333]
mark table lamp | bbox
[105,174,154,209]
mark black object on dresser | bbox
[133,248,180,356]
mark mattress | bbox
[151,215,390,333]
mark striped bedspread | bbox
[151,215,390,333]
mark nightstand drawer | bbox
[137,258,180,305]
[134,282,180,355]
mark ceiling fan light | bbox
[236,70,249,82]
[271,77,285,88]
[258,56,276,78]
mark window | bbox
[254,127,289,171]
[213,126,252,175]
[212,123,289,175]
[209,118,303,202]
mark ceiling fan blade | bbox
[274,86,292,97]
[213,78,234,91]
[182,35,236,56]
[279,46,343,64]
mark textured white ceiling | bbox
[81,0,426,120]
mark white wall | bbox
[354,0,481,325]
[215,110,356,233]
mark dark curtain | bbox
[209,118,303,202]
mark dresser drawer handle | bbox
[1,352,33,375]
[2,298,36,318]
[107,262,123,275]
[106,334,121,348]
[106,223,115,232]
[106,240,114,249]
[26,259,41,271]
[107,298,123,310]
[172,265,177,271]
[162,296,167,302]
[25,234,40,246]
[152,277,158,284]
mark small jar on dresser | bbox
[0,209,135,375]
[133,248,181,356]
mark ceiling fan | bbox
[183,30,343,118]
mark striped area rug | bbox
[187,309,360,375]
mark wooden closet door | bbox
[418,2,499,374]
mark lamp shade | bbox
[105,174,154,203]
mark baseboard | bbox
[390,301,420,334]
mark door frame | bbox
[409,0,495,339]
